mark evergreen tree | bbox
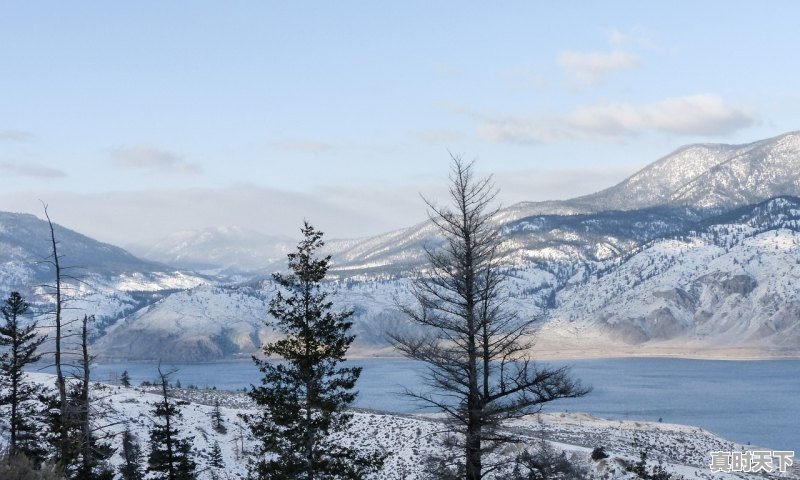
[207,440,225,480]
[209,441,224,469]
[147,368,196,480]
[0,291,47,463]
[119,426,144,480]
[120,370,131,388]
[246,222,383,480]
[389,157,588,479]
[210,400,227,434]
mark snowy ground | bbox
[2,373,796,479]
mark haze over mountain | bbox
[2,131,800,361]
[129,226,295,274]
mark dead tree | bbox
[42,204,69,457]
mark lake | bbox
[42,357,799,453]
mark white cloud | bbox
[0,129,34,142]
[568,94,755,137]
[558,50,638,86]
[110,146,201,174]
[0,161,66,178]
[477,94,755,144]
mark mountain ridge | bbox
[3,131,800,360]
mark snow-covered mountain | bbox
[0,211,208,340]
[513,130,800,217]
[324,131,800,276]
[126,132,800,274]
[537,197,800,357]
[130,226,295,274]
[4,131,800,360]
[88,197,800,361]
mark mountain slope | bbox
[538,197,800,356]
[326,132,800,275]
[0,211,208,337]
[124,132,800,276]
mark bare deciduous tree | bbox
[389,156,589,479]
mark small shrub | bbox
[513,440,589,480]
[591,446,609,461]
[621,450,682,480]
[0,453,66,480]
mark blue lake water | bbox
[41,357,799,453]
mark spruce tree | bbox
[210,400,227,434]
[147,368,196,480]
[0,291,47,463]
[246,222,383,480]
[120,370,131,388]
[209,441,224,468]
[207,440,225,480]
[119,426,145,480]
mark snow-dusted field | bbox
[4,373,795,479]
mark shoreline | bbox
[91,349,800,363]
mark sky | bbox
[2,1,799,247]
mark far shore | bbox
[91,346,800,364]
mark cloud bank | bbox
[478,94,755,144]
[0,129,34,142]
[0,161,66,178]
[110,146,202,174]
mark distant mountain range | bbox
[2,131,800,361]
[129,226,295,274]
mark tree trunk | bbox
[161,375,176,480]
[9,348,17,456]
[44,207,68,454]
[81,315,92,476]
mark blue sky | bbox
[1,2,799,245]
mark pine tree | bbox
[120,370,131,388]
[117,426,145,480]
[209,441,224,469]
[0,291,48,463]
[147,368,196,480]
[207,440,225,480]
[210,400,227,434]
[246,222,383,480]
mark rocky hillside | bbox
[537,197,800,357]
